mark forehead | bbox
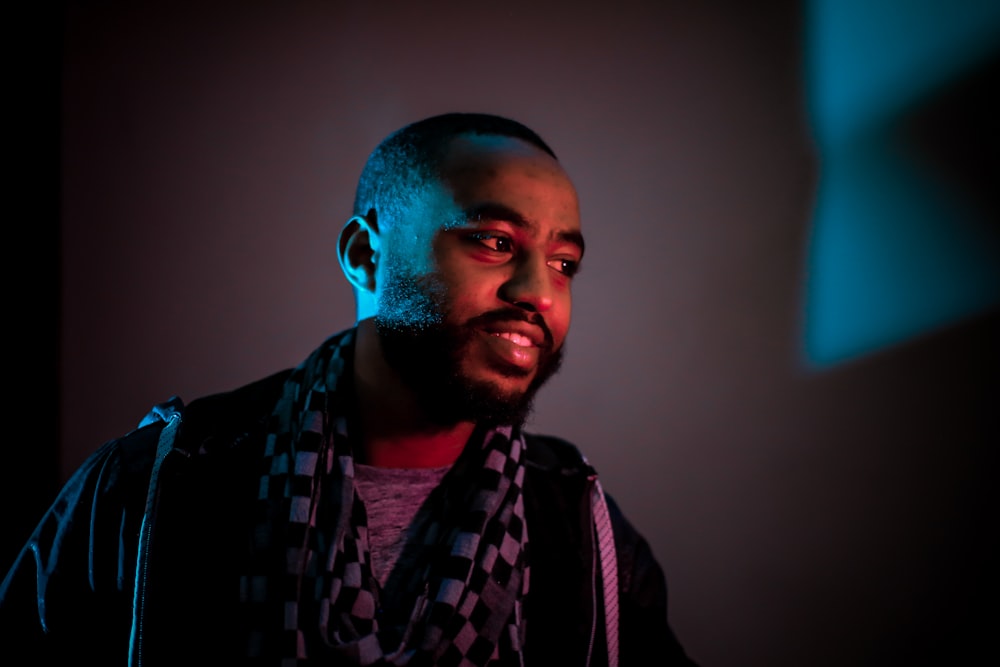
[434,134,581,231]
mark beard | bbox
[375,305,564,428]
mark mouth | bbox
[489,331,536,348]
[476,324,546,374]
[481,321,547,348]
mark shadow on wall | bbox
[802,0,1000,369]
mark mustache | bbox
[464,308,555,349]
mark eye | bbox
[468,232,513,253]
[548,257,581,277]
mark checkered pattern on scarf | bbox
[240,329,530,666]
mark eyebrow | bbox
[459,203,586,257]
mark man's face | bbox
[374,134,583,426]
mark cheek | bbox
[432,259,497,312]
[376,257,449,326]
[439,281,491,322]
[551,299,572,346]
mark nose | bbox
[499,255,554,313]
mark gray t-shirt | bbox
[353,463,451,587]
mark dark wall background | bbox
[7,2,997,666]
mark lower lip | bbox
[479,332,539,371]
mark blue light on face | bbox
[802,0,1000,368]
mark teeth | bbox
[494,332,533,347]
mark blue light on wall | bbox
[803,0,1000,367]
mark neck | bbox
[353,317,475,468]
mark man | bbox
[1,113,696,666]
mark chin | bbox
[375,313,563,427]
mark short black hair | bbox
[352,112,557,222]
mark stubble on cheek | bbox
[376,259,448,331]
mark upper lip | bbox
[481,321,548,347]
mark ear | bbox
[337,210,381,294]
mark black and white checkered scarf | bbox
[241,328,530,665]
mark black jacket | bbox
[0,369,696,666]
